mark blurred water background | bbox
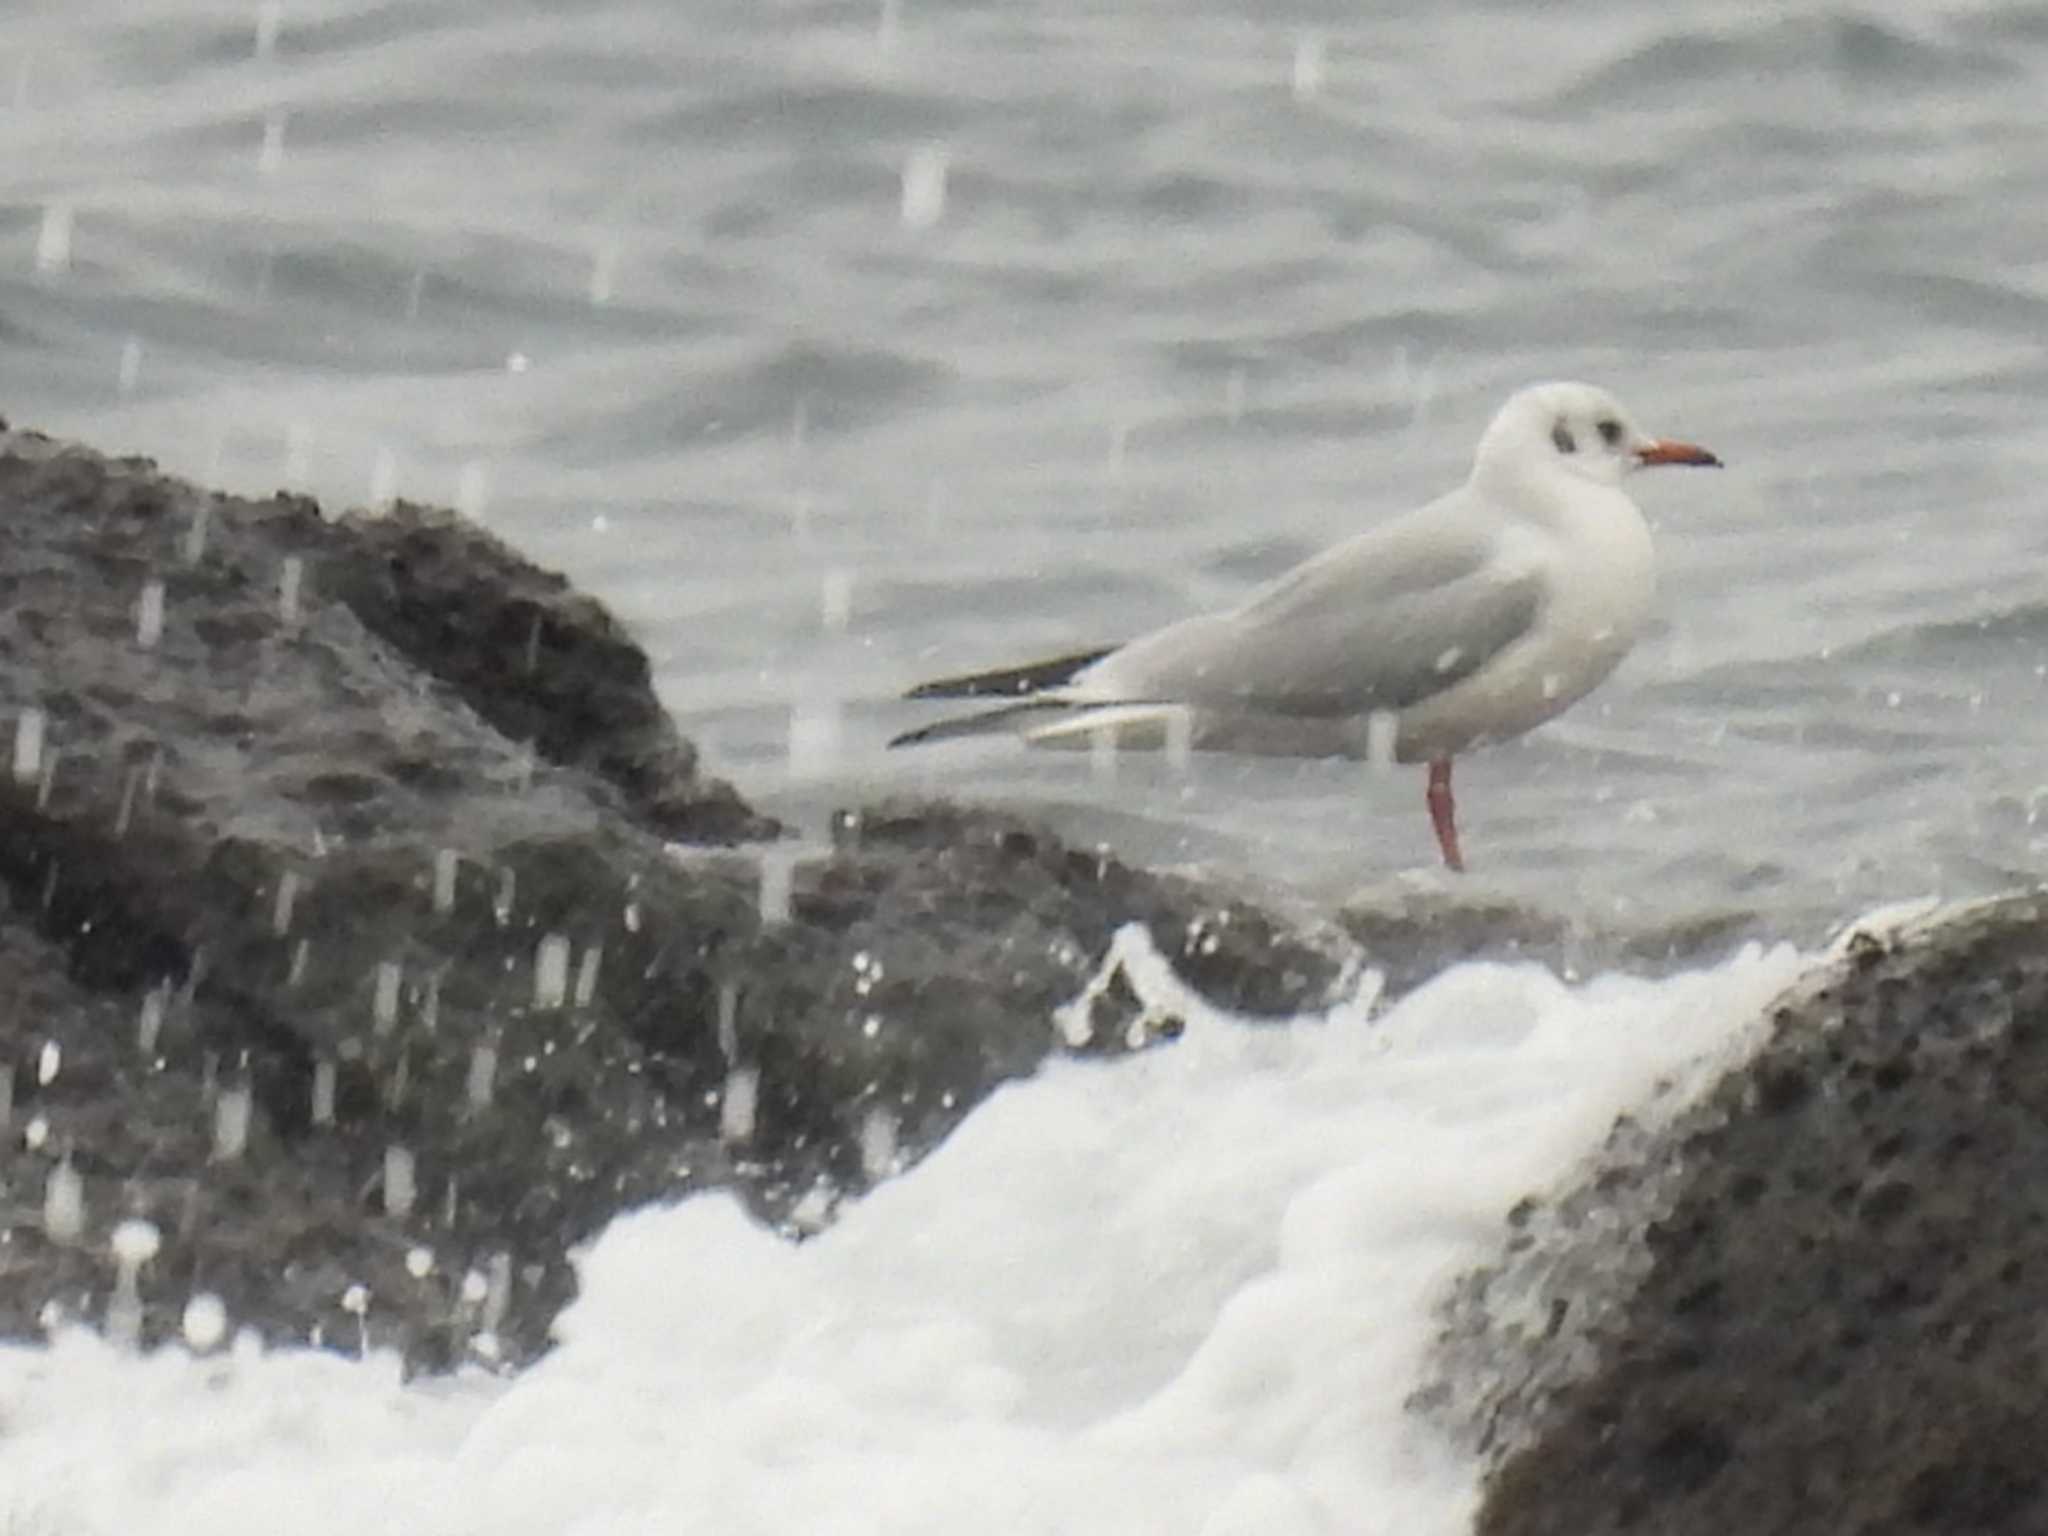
[6,0,2048,941]
[9,6,2048,1531]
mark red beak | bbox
[1637,439,1721,468]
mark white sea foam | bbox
[0,940,1807,1535]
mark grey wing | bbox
[1074,502,1546,718]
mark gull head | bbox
[1474,381,1720,492]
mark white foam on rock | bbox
[0,941,1808,1535]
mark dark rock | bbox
[0,426,1350,1372]
[1339,886,1768,1001]
[314,499,777,845]
[1423,893,2048,1536]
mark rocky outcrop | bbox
[1337,887,1767,999]
[0,423,1353,1371]
[1428,893,2048,1535]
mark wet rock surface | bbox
[0,423,1351,1370]
[1336,886,1769,999]
[1429,893,2048,1536]
[14,421,2038,1524]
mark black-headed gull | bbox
[891,381,1720,871]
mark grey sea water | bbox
[5,0,2046,946]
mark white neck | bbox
[1470,453,1631,532]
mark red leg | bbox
[1425,757,1465,873]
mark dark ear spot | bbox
[1551,420,1576,454]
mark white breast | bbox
[1392,483,1655,762]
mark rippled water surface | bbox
[6,0,2048,941]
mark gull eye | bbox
[1596,418,1623,447]
[1550,420,1576,453]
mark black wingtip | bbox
[902,645,1116,701]
[888,698,1075,749]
